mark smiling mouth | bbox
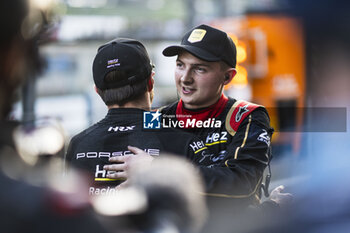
[182,86,195,94]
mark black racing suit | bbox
[161,95,274,204]
[65,108,206,195]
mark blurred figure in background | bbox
[93,155,207,233]
[258,0,350,232]
[226,1,350,232]
[0,0,107,232]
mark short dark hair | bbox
[96,70,150,106]
[220,61,231,71]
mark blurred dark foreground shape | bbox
[0,1,108,232]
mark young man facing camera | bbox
[160,24,274,203]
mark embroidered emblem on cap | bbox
[188,29,207,43]
[107,58,120,69]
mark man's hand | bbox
[269,185,293,207]
[103,146,154,180]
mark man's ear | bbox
[147,71,155,91]
[224,68,237,85]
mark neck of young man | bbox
[107,92,152,111]
[183,91,224,110]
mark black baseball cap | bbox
[93,38,152,90]
[163,24,237,68]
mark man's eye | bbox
[196,67,206,72]
[176,62,183,68]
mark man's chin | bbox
[180,99,200,110]
[180,96,192,104]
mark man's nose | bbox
[180,69,193,84]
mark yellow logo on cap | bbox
[188,29,207,43]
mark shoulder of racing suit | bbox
[224,99,271,136]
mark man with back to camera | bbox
[64,38,209,194]
[105,24,274,207]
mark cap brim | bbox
[162,45,220,62]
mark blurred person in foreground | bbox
[0,0,107,232]
[93,155,207,233]
[65,38,210,194]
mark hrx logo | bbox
[143,110,162,129]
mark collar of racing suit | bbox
[107,108,145,115]
[176,94,228,128]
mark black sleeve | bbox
[196,109,273,198]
